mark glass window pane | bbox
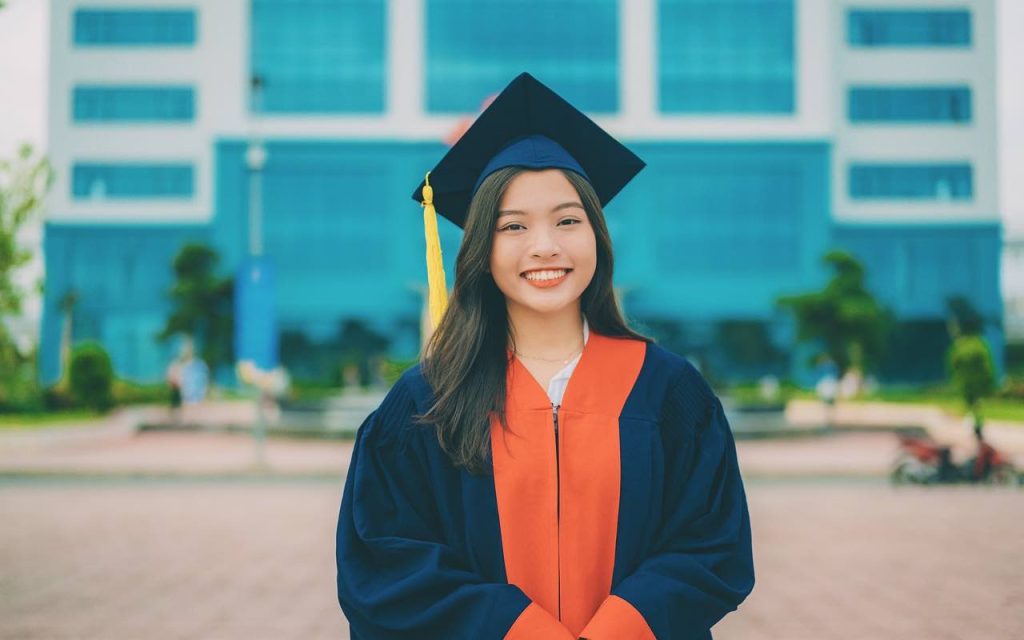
[848,87,971,123]
[426,0,618,114]
[71,164,195,199]
[251,0,386,114]
[849,164,973,200]
[848,9,971,47]
[659,0,795,114]
[74,9,197,46]
[73,86,195,122]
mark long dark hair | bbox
[420,167,649,473]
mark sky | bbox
[0,0,47,159]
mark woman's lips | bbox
[521,269,571,289]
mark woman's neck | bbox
[507,303,585,360]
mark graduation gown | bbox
[336,332,754,639]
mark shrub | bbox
[69,342,114,412]
[947,335,996,410]
[112,380,171,405]
[42,386,76,411]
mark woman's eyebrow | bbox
[497,201,584,218]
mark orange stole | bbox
[491,333,647,637]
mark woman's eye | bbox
[559,218,582,226]
[499,223,525,232]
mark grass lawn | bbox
[862,389,1024,423]
[727,382,1024,424]
[0,410,105,430]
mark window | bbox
[848,87,971,123]
[74,8,197,45]
[848,9,970,47]
[72,164,194,199]
[644,154,813,273]
[659,0,795,114]
[849,164,973,200]
[250,0,386,113]
[73,86,195,122]
[426,0,618,113]
[263,163,392,272]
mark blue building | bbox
[43,0,1002,385]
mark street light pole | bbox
[246,74,267,468]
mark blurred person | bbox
[815,355,839,406]
[336,73,754,640]
[178,339,208,423]
[165,353,183,423]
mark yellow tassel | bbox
[421,172,449,329]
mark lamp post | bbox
[246,141,266,256]
[238,73,273,468]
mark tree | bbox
[0,144,54,403]
[777,250,890,380]
[159,243,234,374]
[947,335,996,435]
[69,342,114,412]
[945,297,996,436]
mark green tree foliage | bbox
[0,144,54,404]
[69,342,114,412]
[159,243,234,373]
[947,335,996,429]
[777,250,890,376]
[945,296,997,431]
[948,336,996,406]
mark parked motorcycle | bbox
[890,433,1021,485]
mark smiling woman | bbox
[336,73,755,640]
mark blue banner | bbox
[234,256,278,370]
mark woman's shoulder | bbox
[360,364,434,448]
[394,362,434,408]
[639,342,712,394]
[638,341,720,427]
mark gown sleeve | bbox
[336,377,574,640]
[580,367,755,640]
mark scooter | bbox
[890,433,1021,485]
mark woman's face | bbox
[489,169,597,319]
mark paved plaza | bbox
[1,476,1021,640]
[0,406,1021,639]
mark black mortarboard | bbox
[412,72,646,228]
[414,72,645,330]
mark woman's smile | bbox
[521,268,573,288]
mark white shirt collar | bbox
[545,316,589,406]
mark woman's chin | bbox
[507,294,581,317]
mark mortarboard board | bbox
[414,72,646,329]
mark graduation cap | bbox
[413,72,646,329]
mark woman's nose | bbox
[530,229,561,257]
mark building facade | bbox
[43,0,1002,384]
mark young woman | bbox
[337,73,754,640]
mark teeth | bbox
[523,269,568,281]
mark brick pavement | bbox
[1,478,1021,640]
[1,402,1022,639]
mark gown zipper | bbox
[552,402,561,620]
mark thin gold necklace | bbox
[514,343,584,365]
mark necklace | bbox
[514,343,584,365]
